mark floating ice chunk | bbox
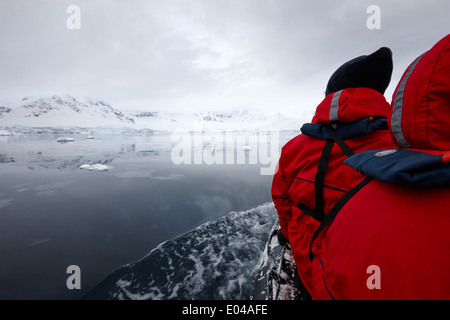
[92,164,109,171]
[57,137,75,142]
[0,130,12,136]
[30,238,51,246]
[242,145,252,151]
[79,164,109,171]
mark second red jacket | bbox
[272,87,397,294]
[311,33,450,300]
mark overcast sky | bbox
[0,0,449,114]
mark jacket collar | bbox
[301,117,388,140]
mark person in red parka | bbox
[271,47,398,297]
[312,34,450,300]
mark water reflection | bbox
[0,153,15,163]
[0,131,297,299]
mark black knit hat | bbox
[325,47,393,96]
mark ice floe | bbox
[79,164,109,171]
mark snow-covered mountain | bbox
[0,95,134,128]
[0,95,309,134]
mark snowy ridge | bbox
[0,95,310,134]
[130,109,307,132]
[82,203,277,300]
[0,95,134,128]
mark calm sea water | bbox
[0,131,295,300]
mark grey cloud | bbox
[1,0,449,114]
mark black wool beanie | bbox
[325,47,393,96]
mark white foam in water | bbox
[82,203,277,300]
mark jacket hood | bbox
[389,34,450,150]
[311,87,391,125]
[344,34,450,187]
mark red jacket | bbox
[272,87,397,294]
[312,34,450,299]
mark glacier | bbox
[0,95,310,134]
[82,203,277,300]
